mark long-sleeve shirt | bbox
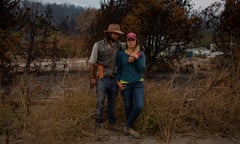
[117,50,146,83]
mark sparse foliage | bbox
[77,9,97,34]
[88,0,201,72]
[76,9,98,56]
[21,2,59,72]
[217,0,240,60]
[0,0,22,94]
[121,0,201,72]
[205,0,240,60]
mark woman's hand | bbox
[130,52,140,59]
[128,52,141,63]
[117,81,126,90]
[128,56,135,63]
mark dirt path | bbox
[82,129,239,144]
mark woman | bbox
[117,32,146,138]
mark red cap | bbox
[126,32,137,40]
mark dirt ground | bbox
[0,120,238,144]
[82,129,240,144]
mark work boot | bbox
[94,123,109,135]
[109,125,122,132]
[124,127,141,139]
[95,123,104,129]
[94,123,104,132]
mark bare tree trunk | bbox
[25,29,35,73]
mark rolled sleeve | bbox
[88,43,98,64]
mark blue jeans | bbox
[95,77,118,125]
[121,81,144,128]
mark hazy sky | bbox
[192,0,221,10]
[30,0,101,8]
[30,0,221,9]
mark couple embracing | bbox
[88,24,146,139]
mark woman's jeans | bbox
[95,77,118,126]
[121,81,144,128]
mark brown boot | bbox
[124,127,141,139]
[109,125,122,132]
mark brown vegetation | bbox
[1,1,240,143]
[57,35,89,58]
[90,0,201,71]
[1,63,240,143]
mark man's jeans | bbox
[95,77,118,125]
[121,81,144,128]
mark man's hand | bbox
[89,64,96,89]
[90,78,96,89]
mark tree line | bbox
[0,0,87,92]
[1,0,240,91]
[82,0,239,71]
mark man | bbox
[88,24,124,131]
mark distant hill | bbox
[47,3,85,22]
[24,1,87,35]
[47,3,85,35]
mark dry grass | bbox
[138,63,240,142]
[1,64,240,143]
[58,35,89,58]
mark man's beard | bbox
[110,37,117,42]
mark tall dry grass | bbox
[0,72,96,143]
[0,63,240,143]
[138,63,240,142]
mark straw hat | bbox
[104,24,124,35]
